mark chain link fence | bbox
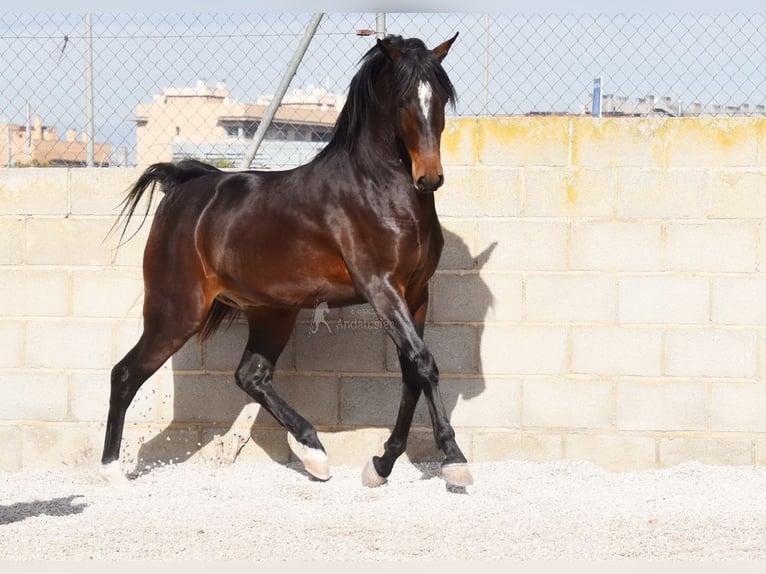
[2,13,766,169]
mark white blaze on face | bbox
[418,81,433,122]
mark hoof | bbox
[287,433,331,481]
[361,459,387,488]
[441,463,473,487]
[99,461,132,488]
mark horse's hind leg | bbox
[101,288,211,482]
[234,307,330,481]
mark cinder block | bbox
[167,373,250,425]
[113,319,156,365]
[438,167,523,218]
[665,328,757,378]
[272,374,339,426]
[480,272,524,322]
[659,436,753,467]
[228,427,293,464]
[71,269,144,318]
[70,370,161,424]
[317,428,389,466]
[431,271,518,323]
[340,376,420,427]
[173,335,206,372]
[480,325,568,375]
[664,118,759,168]
[619,276,709,324]
[0,168,68,215]
[446,378,522,428]
[525,274,617,323]
[422,324,478,374]
[570,221,662,271]
[478,116,571,167]
[69,168,144,216]
[439,220,477,270]
[756,439,766,466]
[0,217,25,264]
[571,117,665,168]
[472,430,563,462]
[111,218,152,267]
[523,378,613,429]
[0,321,24,368]
[564,433,658,471]
[442,117,478,166]
[201,322,248,372]
[121,424,204,470]
[0,373,68,421]
[571,326,662,377]
[69,372,110,423]
[0,426,21,471]
[294,321,387,372]
[202,322,295,372]
[21,424,105,470]
[385,327,481,375]
[711,382,766,432]
[0,269,69,317]
[618,169,708,219]
[664,222,756,272]
[712,277,766,325]
[759,223,766,271]
[26,218,113,266]
[616,379,710,431]
[26,320,113,370]
[524,167,616,217]
[711,170,766,219]
[476,220,568,271]
[401,428,450,461]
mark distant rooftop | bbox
[581,94,766,118]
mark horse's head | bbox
[378,33,458,194]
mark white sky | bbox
[17,0,766,12]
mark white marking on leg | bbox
[418,81,432,122]
[287,433,331,481]
[99,461,132,488]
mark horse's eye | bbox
[398,99,407,109]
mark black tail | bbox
[199,300,241,343]
[111,159,223,247]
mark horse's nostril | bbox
[436,174,444,188]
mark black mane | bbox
[316,35,457,160]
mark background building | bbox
[134,80,344,168]
[1,117,111,167]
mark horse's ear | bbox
[432,32,459,62]
[377,37,402,62]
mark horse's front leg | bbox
[362,280,473,489]
[361,291,426,487]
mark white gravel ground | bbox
[2,459,766,561]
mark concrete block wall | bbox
[2,116,766,473]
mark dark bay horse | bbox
[101,33,473,489]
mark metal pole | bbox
[240,13,324,169]
[85,13,94,167]
[483,14,490,116]
[376,13,386,39]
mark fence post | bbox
[85,13,94,167]
[376,13,386,39]
[240,13,324,169]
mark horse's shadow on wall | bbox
[133,229,496,475]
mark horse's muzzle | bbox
[415,173,444,193]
